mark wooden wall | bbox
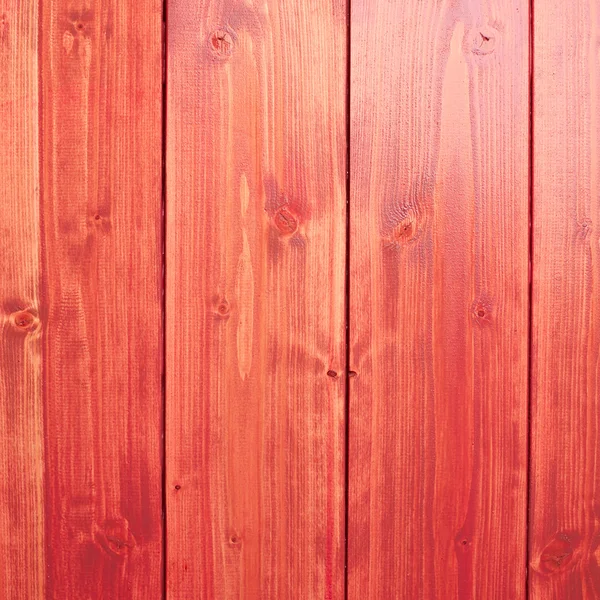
[0,0,598,598]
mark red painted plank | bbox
[39,0,163,596]
[166,0,347,597]
[0,1,45,595]
[348,1,530,597]
[530,0,600,596]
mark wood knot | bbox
[208,28,235,59]
[214,298,231,319]
[94,518,136,558]
[89,212,111,234]
[393,216,417,243]
[383,201,424,246]
[472,298,493,323]
[228,533,242,547]
[454,531,473,554]
[470,26,497,56]
[578,218,593,239]
[536,533,577,574]
[327,370,338,378]
[0,13,8,44]
[11,310,39,333]
[273,206,299,235]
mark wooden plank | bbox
[39,0,163,596]
[0,1,45,596]
[348,1,530,597]
[529,1,600,596]
[166,1,347,597]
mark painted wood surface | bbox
[348,1,530,597]
[39,0,164,596]
[0,1,45,596]
[165,0,347,598]
[530,0,600,597]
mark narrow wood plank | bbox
[166,1,347,597]
[530,1,600,596]
[0,2,45,597]
[348,1,529,597]
[40,0,163,596]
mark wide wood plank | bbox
[530,1,600,596]
[348,1,530,597]
[40,0,163,596]
[166,1,347,597]
[0,1,45,596]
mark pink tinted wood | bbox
[40,0,164,596]
[530,0,600,596]
[166,0,347,597]
[348,0,530,597]
[0,1,45,596]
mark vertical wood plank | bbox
[40,0,163,596]
[530,0,600,596]
[166,1,347,597]
[0,1,45,597]
[348,0,529,597]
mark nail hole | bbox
[174,485,181,491]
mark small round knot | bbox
[327,370,338,378]
[471,27,496,55]
[215,299,231,319]
[273,206,298,235]
[472,298,492,323]
[11,310,39,332]
[454,532,472,553]
[537,533,576,574]
[229,534,242,546]
[392,216,418,243]
[578,218,593,239]
[348,370,357,378]
[94,518,135,558]
[209,28,235,59]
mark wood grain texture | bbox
[166,0,347,597]
[530,0,600,596]
[39,0,163,596]
[0,1,45,597]
[348,0,529,597]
